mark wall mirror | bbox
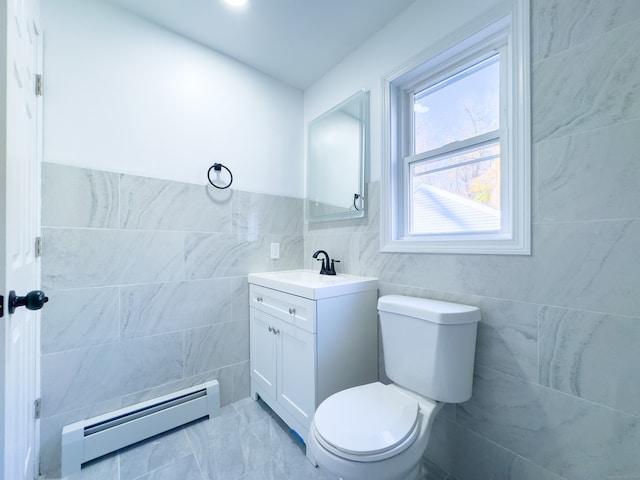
[306,90,369,223]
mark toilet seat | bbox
[313,382,420,462]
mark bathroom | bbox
[7,0,639,478]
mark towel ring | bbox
[207,163,233,189]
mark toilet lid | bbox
[313,382,419,456]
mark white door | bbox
[249,310,278,399]
[1,0,43,478]
[278,321,315,428]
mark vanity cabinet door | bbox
[277,320,315,429]
[249,309,278,400]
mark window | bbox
[381,3,530,254]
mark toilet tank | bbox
[378,295,480,403]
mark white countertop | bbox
[248,269,378,300]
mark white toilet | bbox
[307,295,480,480]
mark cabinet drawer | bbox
[250,284,316,333]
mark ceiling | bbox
[103,0,416,90]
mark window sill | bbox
[380,230,530,255]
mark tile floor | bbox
[50,397,333,480]
[51,397,452,480]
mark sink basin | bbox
[248,270,378,300]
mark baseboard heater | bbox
[61,380,220,476]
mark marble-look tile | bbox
[471,298,538,383]
[537,119,640,222]
[533,0,640,62]
[119,371,222,409]
[426,415,567,480]
[118,360,249,411]
[42,228,185,289]
[356,231,391,279]
[120,278,233,339]
[457,366,640,479]
[185,232,267,279]
[232,396,274,424]
[185,232,302,279]
[512,220,639,316]
[120,174,232,232]
[426,415,512,480]
[231,276,250,323]
[119,428,193,480]
[184,405,272,479]
[134,454,203,480]
[236,460,289,480]
[531,141,540,225]
[249,414,336,480]
[378,283,538,382]
[183,321,249,377]
[41,333,183,417]
[59,453,120,480]
[42,163,119,228]
[214,360,250,406]
[41,287,119,354]
[269,234,305,272]
[365,181,381,234]
[532,18,640,142]
[539,306,640,417]
[417,457,449,480]
[233,191,303,236]
[358,231,464,289]
[370,220,640,317]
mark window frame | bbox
[381,2,530,255]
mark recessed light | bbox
[224,0,247,7]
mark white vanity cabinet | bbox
[248,270,378,444]
[249,286,316,425]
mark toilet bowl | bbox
[308,382,443,480]
[308,295,480,480]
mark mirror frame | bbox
[306,90,369,223]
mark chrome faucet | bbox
[312,250,340,275]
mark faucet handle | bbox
[328,259,340,275]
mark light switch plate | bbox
[270,243,280,259]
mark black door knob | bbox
[8,290,49,315]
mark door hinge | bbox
[34,398,41,419]
[0,295,3,318]
[35,74,43,96]
[35,236,42,257]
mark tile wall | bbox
[39,163,303,476]
[306,1,640,479]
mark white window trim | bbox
[381,0,530,255]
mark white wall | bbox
[304,0,503,184]
[42,0,304,198]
